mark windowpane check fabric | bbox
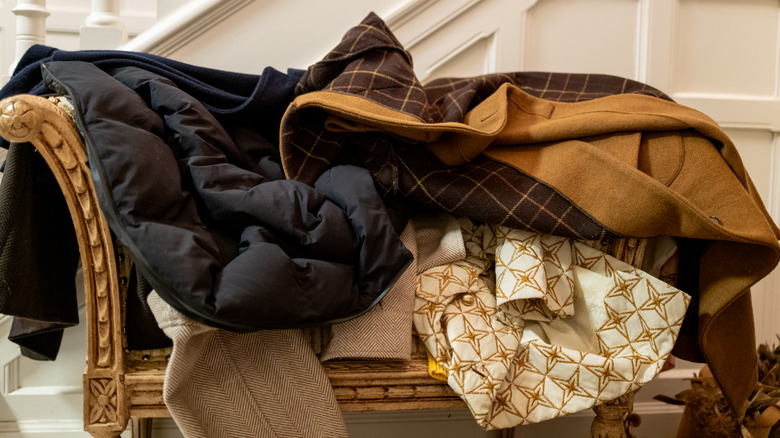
[281,13,669,242]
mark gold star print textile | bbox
[412,217,690,429]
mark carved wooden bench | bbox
[0,93,642,438]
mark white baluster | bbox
[9,0,50,76]
[80,0,127,49]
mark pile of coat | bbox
[0,11,777,433]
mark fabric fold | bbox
[413,217,690,429]
[321,220,417,361]
[148,291,348,438]
[322,212,467,361]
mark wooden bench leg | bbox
[591,391,634,438]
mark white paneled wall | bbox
[0,0,778,436]
[523,0,641,79]
[674,0,778,96]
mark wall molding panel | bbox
[119,0,253,56]
[383,0,440,33]
[387,0,489,50]
[674,95,780,131]
[390,0,536,81]
[419,31,497,81]
[636,0,677,91]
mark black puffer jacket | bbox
[39,60,411,331]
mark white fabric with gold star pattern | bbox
[413,217,690,429]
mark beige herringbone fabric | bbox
[321,222,417,361]
[147,292,348,438]
[413,213,468,274]
[322,214,465,362]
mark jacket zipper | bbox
[38,62,250,331]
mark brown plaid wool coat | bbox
[280,12,780,418]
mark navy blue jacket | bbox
[0,47,411,358]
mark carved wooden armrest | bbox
[0,94,126,438]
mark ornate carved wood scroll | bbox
[0,95,128,438]
[326,355,463,411]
